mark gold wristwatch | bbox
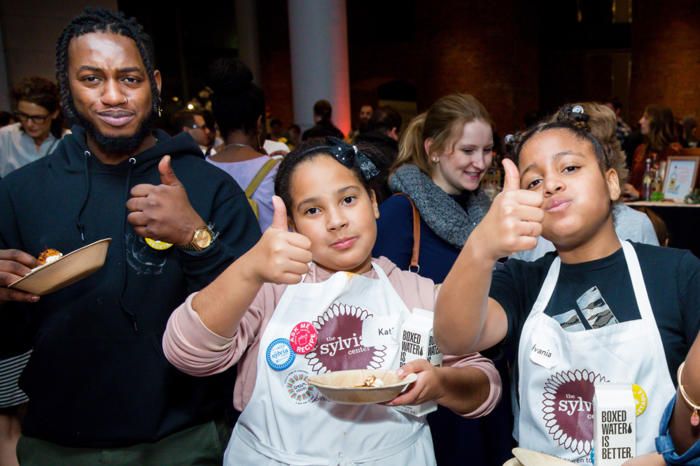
[183,224,215,251]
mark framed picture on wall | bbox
[663,156,700,202]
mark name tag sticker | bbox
[361,317,398,347]
[529,341,559,369]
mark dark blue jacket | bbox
[0,126,260,447]
[374,194,460,283]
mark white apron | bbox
[225,263,435,466]
[516,241,675,464]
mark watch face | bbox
[193,228,212,248]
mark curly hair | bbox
[55,7,159,124]
[11,76,63,138]
[550,102,629,186]
[207,58,265,138]
[11,76,60,113]
[513,121,609,175]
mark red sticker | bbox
[289,322,318,355]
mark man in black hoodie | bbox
[0,8,260,465]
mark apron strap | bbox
[620,241,655,321]
[529,256,561,317]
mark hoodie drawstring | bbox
[119,157,139,332]
[75,150,92,242]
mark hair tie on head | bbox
[558,104,590,131]
[325,137,380,181]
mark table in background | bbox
[626,201,700,257]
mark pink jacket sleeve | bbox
[162,286,276,377]
[443,353,503,418]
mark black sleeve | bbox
[678,250,700,345]
[177,181,261,295]
[489,258,548,353]
[373,195,414,270]
[0,181,34,357]
[489,260,526,352]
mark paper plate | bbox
[307,369,418,405]
[8,238,112,296]
[512,448,576,466]
[503,458,524,466]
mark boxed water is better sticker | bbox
[593,383,636,466]
[395,308,442,417]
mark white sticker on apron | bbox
[361,316,399,347]
[529,341,559,369]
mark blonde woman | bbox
[373,93,509,466]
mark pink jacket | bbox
[163,257,502,417]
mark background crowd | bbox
[0,6,699,466]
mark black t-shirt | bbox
[490,242,700,381]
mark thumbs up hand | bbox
[472,158,544,261]
[158,154,182,187]
[127,155,206,246]
[248,196,312,285]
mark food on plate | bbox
[356,375,385,388]
[36,248,63,266]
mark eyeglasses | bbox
[15,111,50,124]
[189,123,209,130]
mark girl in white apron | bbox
[435,106,700,464]
[163,138,501,465]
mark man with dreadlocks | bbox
[0,8,260,465]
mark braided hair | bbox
[55,7,160,123]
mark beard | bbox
[73,106,156,157]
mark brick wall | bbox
[629,0,700,123]
[414,0,539,134]
[258,0,540,134]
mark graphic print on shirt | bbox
[552,310,585,332]
[305,302,387,374]
[125,233,167,275]
[542,369,609,455]
[576,286,619,329]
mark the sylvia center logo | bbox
[542,369,609,455]
[305,302,386,373]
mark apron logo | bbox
[305,302,387,373]
[542,369,609,455]
[285,370,320,404]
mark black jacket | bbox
[302,121,345,141]
[0,126,261,447]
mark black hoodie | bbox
[0,126,261,447]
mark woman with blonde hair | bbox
[373,93,510,466]
[373,93,493,281]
